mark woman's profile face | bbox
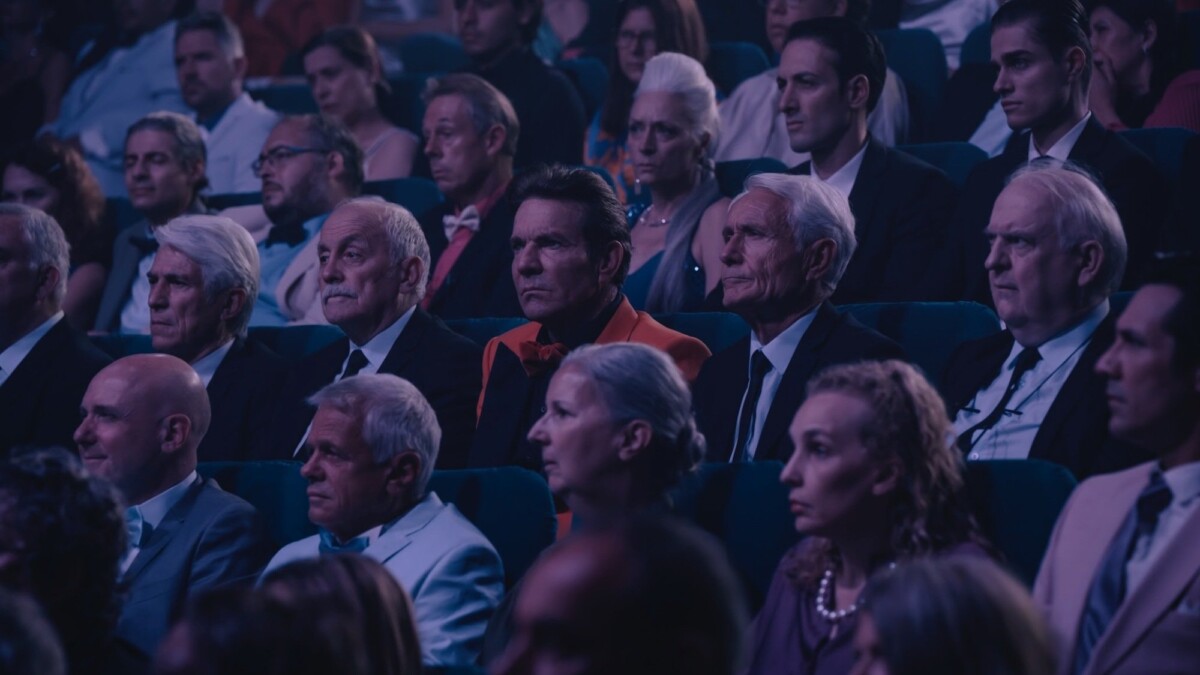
[304,45,377,122]
[1,165,61,217]
[781,391,895,538]
[528,366,627,502]
[616,7,658,83]
[628,91,703,189]
[1089,7,1150,87]
[849,612,891,675]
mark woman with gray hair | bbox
[623,51,728,313]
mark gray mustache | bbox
[322,285,359,301]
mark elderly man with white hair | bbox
[692,173,904,464]
[149,214,287,461]
[941,162,1147,479]
[0,204,111,453]
[263,373,503,668]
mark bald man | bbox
[75,354,275,657]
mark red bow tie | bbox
[516,341,569,377]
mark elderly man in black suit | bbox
[783,17,958,303]
[693,173,903,463]
[74,353,274,657]
[148,214,286,461]
[0,205,111,454]
[941,162,1146,479]
[262,199,482,467]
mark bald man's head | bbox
[74,354,210,505]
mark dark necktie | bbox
[317,529,369,556]
[956,346,1042,453]
[731,350,772,462]
[340,349,369,380]
[1073,473,1173,674]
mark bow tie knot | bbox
[443,205,481,240]
[318,529,370,556]
[516,340,569,378]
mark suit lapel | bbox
[704,339,751,458]
[204,338,246,406]
[1067,117,1108,164]
[845,140,887,244]
[944,332,1013,415]
[471,345,533,466]
[378,309,432,375]
[365,494,443,563]
[594,297,641,343]
[1029,314,1113,464]
[121,478,207,584]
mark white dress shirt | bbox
[119,226,156,335]
[813,140,869,199]
[736,309,818,460]
[1028,112,1091,161]
[0,313,63,388]
[1126,461,1200,594]
[190,339,235,387]
[121,471,199,574]
[955,301,1109,460]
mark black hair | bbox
[783,16,887,112]
[992,0,1093,90]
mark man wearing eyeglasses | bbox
[249,114,363,326]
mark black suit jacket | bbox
[199,337,287,462]
[693,302,906,463]
[939,312,1148,479]
[952,117,1169,302]
[259,309,481,468]
[0,319,111,454]
[420,198,522,319]
[791,139,959,303]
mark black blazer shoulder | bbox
[201,338,287,462]
[420,198,522,319]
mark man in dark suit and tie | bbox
[261,199,482,467]
[941,163,1145,479]
[1035,258,1200,674]
[148,214,287,461]
[74,353,274,657]
[692,173,903,463]
[418,74,522,319]
[782,17,958,303]
[0,205,111,455]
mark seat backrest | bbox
[844,302,1001,388]
[559,57,610,120]
[428,468,558,589]
[707,41,771,96]
[206,192,262,210]
[874,28,949,142]
[715,157,790,197]
[896,141,988,188]
[248,81,317,115]
[105,197,143,232]
[89,333,154,359]
[670,461,800,610]
[396,32,470,74]
[1119,127,1198,188]
[445,317,529,348]
[654,312,750,354]
[363,177,445,220]
[198,461,316,547]
[960,22,991,67]
[964,459,1077,586]
[248,325,345,360]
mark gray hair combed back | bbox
[126,111,209,192]
[560,343,703,495]
[0,204,70,306]
[635,52,720,153]
[734,173,857,295]
[423,73,521,157]
[336,198,431,300]
[308,374,441,495]
[1007,160,1128,296]
[154,215,260,337]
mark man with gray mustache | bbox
[258,199,482,467]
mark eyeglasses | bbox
[252,146,329,176]
[617,30,657,49]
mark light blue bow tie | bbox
[318,529,369,556]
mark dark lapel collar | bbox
[0,319,69,398]
[204,338,246,404]
[1066,116,1108,163]
[378,308,433,375]
[846,139,887,241]
[470,343,533,467]
[944,331,1014,415]
[121,476,207,584]
[1028,311,1113,462]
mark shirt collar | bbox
[190,339,235,387]
[1159,460,1200,507]
[538,292,624,348]
[1007,300,1108,369]
[0,312,63,377]
[814,140,869,198]
[461,179,510,222]
[130,471,199,529]
[351,305,417,367]
[749,306,819,373]
[1028,112,1091,162]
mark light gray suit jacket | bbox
[1034,461,1200,675]
[117,476,275,656]
[264,493,504,667]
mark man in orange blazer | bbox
[468,165,710,470]
[1034,257,1200,675]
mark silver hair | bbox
[634,52,720,154]
[1007,160,1128,296]
[154,215,260,337]
[732,173,857,295]
[175,11,245,60]
[126,111,209,192]
[336,198,431,300]
[307,374,441,495]
[423,73,521,157]
[0,204,70,306]
[559,343,703,494]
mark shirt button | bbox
[540,406,546,414]
[968,452,980,461]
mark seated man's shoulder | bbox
[827,308,905,360]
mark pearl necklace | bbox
[639,203,670,228]
[814,562,897,623]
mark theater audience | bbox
[1036,257,1200,674]
[692,174,903,463]
[95,112,211,334]
[743,359,989,675]
[470,165,709,470]
[75,354,275,657]
[585,0,709,203]
[784,17,958,303]
[952,0,1168,301]
[175,11,282,195]
[261,199,481,467]
[896,0,998,73]
[149,215,287,462]
[417,74,522,318]
[716,0,909,165]
[623,52,728,312]
[302,26,419,180]
[1,138,113,328]
[0,205,111,455]
[944,163,1147,479]
[0,0,70,150]
[264,373,503,667]
[250,114,363,326]
[492,515,748,675]
[45,0,191,196]
[0,588,67,675]
[0,448,139,673]
[852,557,1057,675]
[260,555,423,675]
[456,0,588,167]
[1087,0,1200,132]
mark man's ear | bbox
[1075,240,1104,290]
[802,238,837,284]
[325,150,347,185]
[595,240,625,287]
[159,413,193,454]
[219,288,248,326]
[185,159,207,190]
[398,255,426,296]
[384,451,421,496]
[35,265,61,303]
[616,420,654,462]
[1141,19,1159,53]
[482,123,507,160]
[232,54,248,82]
[845,73,870,111]
[1064,45,1087,83]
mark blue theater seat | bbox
[874,28,948,142]
[707,41,771,96]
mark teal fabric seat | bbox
[445,317,529,348]
[205,192,261,210]
[1119,127,1197,188]
[715,157,789,197]
[248,82,316,115]
[89,333,153,359]
[874,28,948,142]
[960,22,991,67]
[896,141,989,188]
[364,177,444,221]
[707,41,771,96]
[248,325,344,360]
[396,32,470,73]
[655,312,750,354]
[559,58,609,120]
[198,461,315,547]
